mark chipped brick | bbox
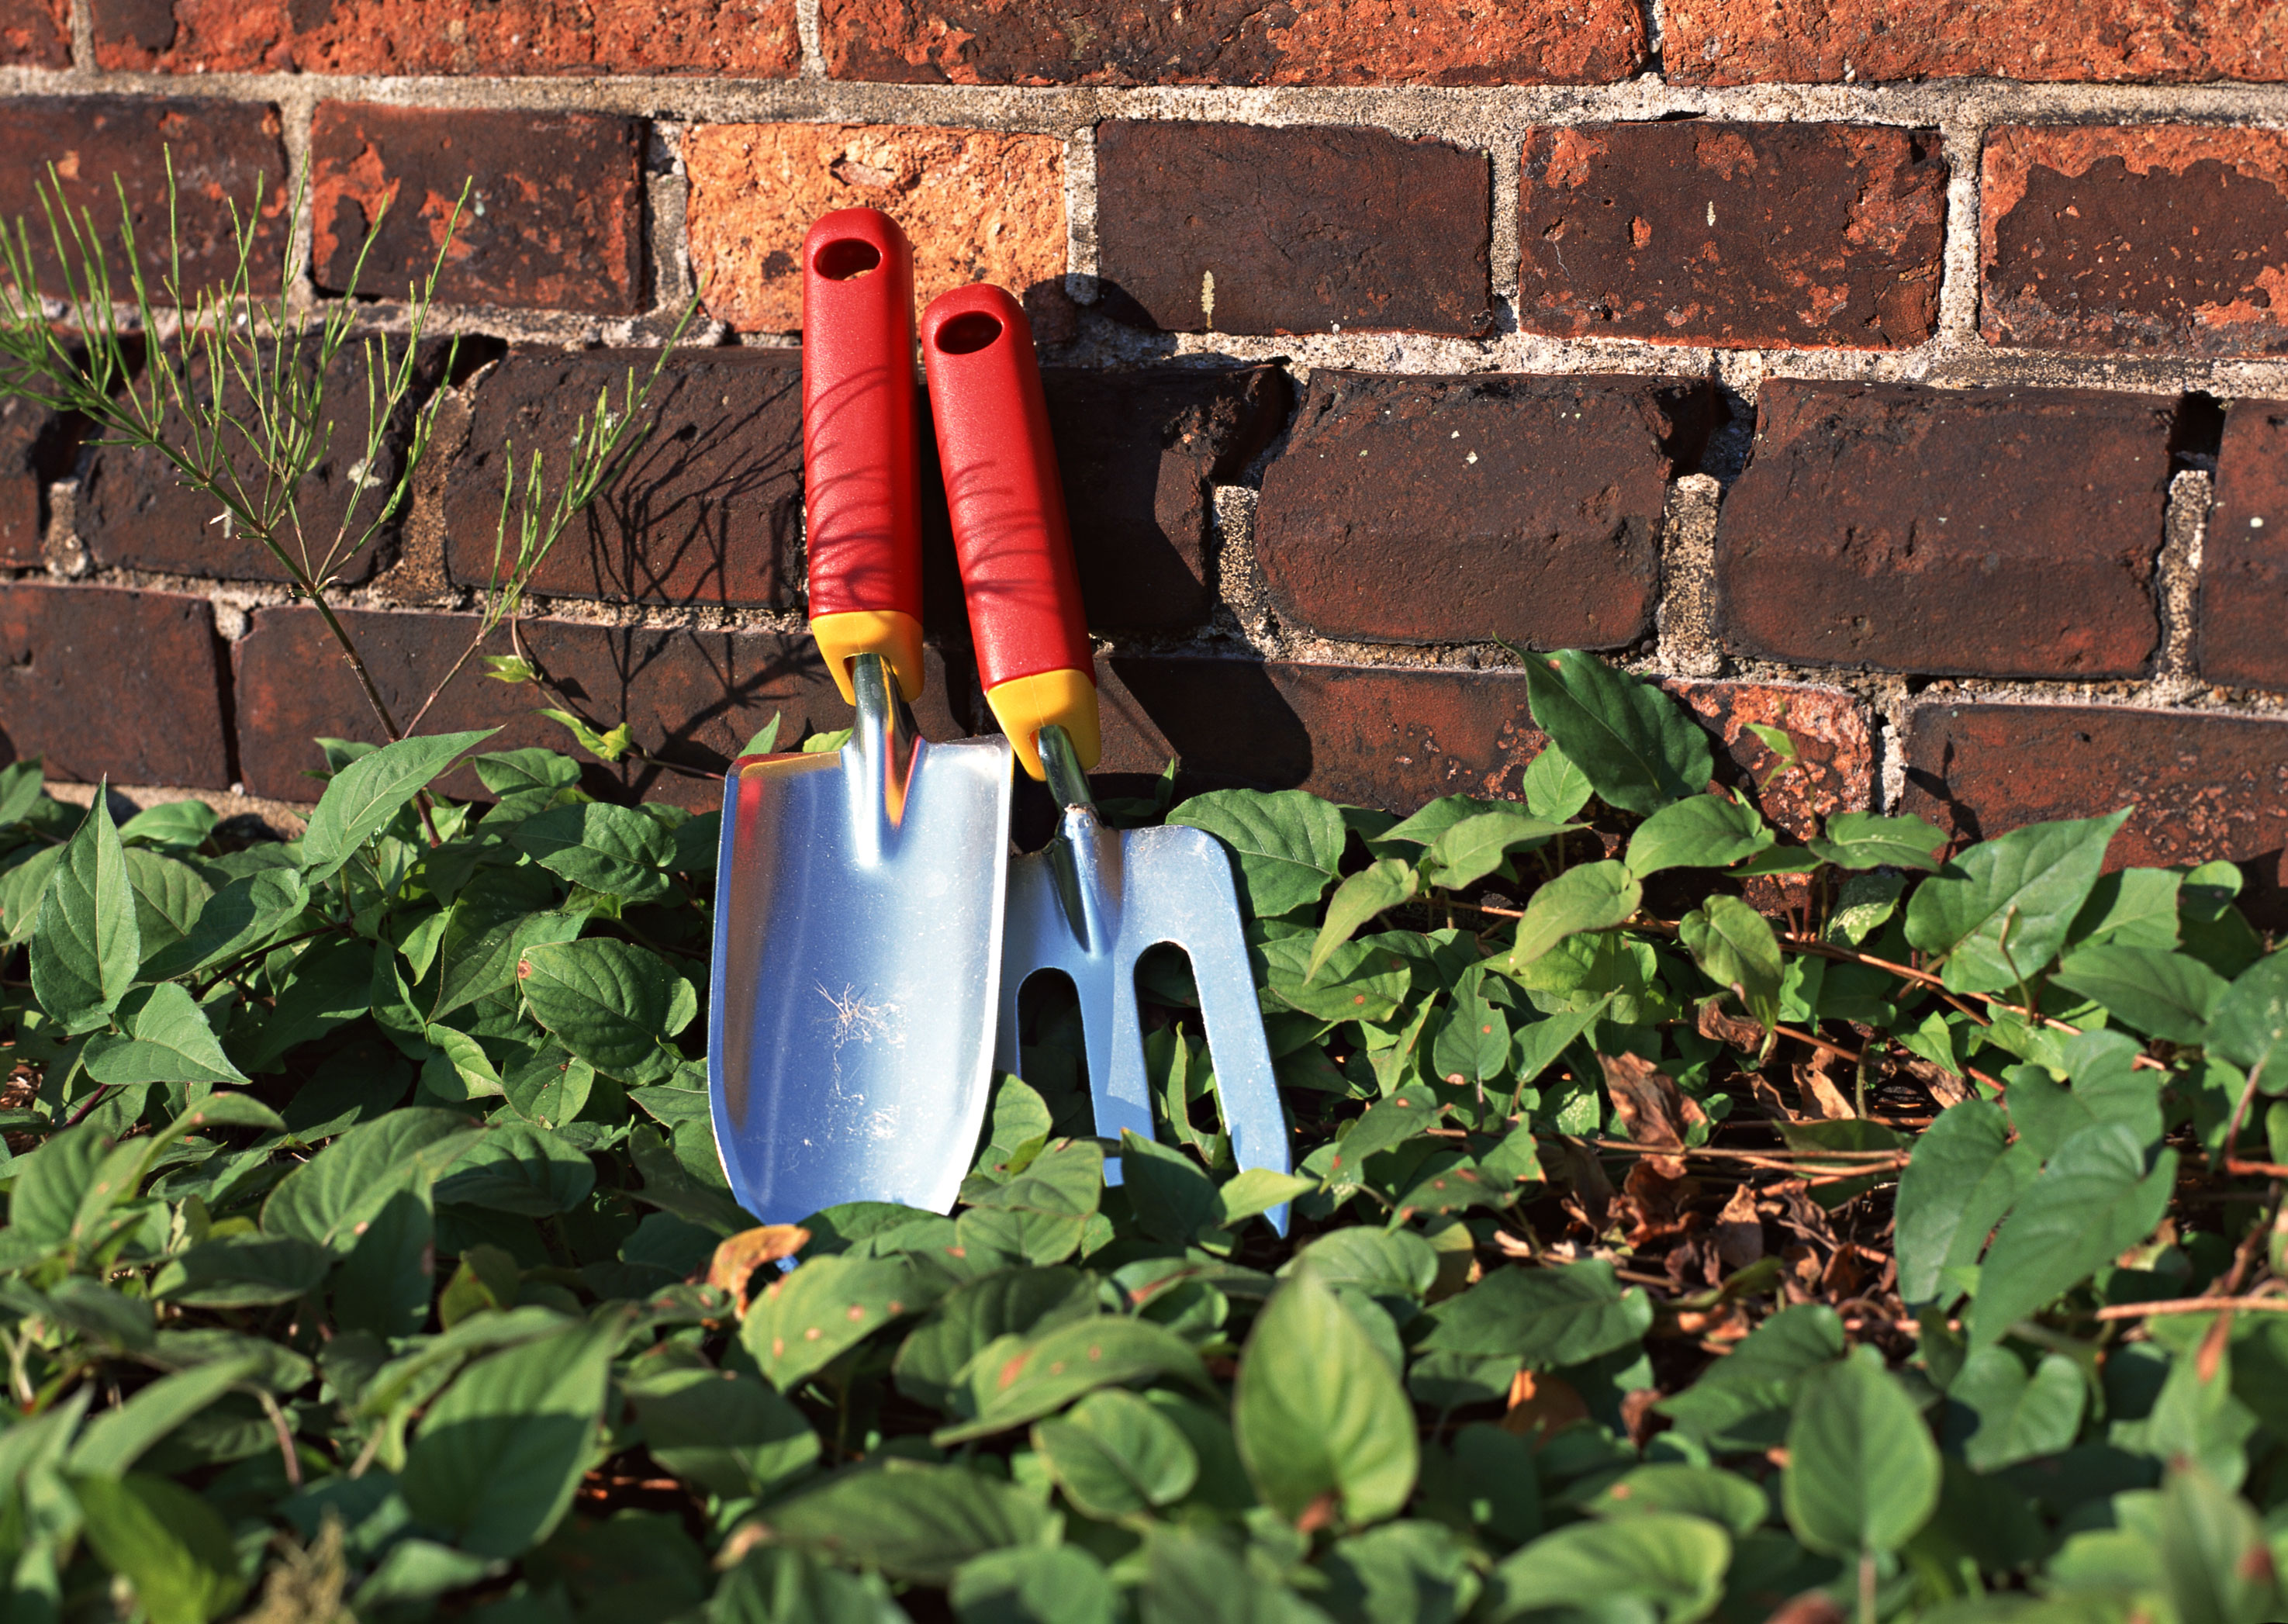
[2203,398,2288,693]
[1,0,69,66]
[0,584,230,786]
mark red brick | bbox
[91,0,797,74]
[1254,370,1709,650]
[231,606,969,810]
[0,0,68,66]
[0,97,289,302]
[1899,702,2288,917]
[0,584,230,787]
[1664,0,2288,85]
[309,103,643,316]
[683,123,1067,337]
[1093,655,1870,824]
[80,340,448,585]
[1716,380,2172,679]
[2202,399,2288,693]
[1517,123,1945,351]
[1094,123,1491,337]
[822,0,1643,85]
[1982,126,2288,356]
[0,392,68,568]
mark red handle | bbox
[921,285,1098,774]
[802,208,925,705]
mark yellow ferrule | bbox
[811,610,926,707]
[986,669,1101,781]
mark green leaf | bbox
[1626,794,1773,878]
[1119,1132,1220,1246]
[1135,1525,1329,1624]
[801,726,852,755]
[83,983,248,1086]
[513,802,676,903]
[759,1464,1054,1585]
[301,728,498,882]
[1968,1122,2176,1346]
[0,757,43,825]
[30,790,140,1032]
[2051,945,2228,1045]
[1583,1464,1768,1537]
[1217,1166,1315,1227]
[473,748,579,800]
[399,1318,618,1558]
[117,800,218,854]
[1308,859,1419,983]
[123,848,212,964]
[333,1191,434,1339]
[261,1108,486,1256]
[1168,790,1347,917]
[1420,810,1570,892]
[627,1365,819,1501]
[434,1120,596,1215]
[951,1546,1118,1624]
[1034,1387,1198,1519]
[1806,810,1948,872]
[1421,1260,1653,1370]
[892,1267,1097,1413]
[517,937,692,1083]
[1484,1515,1731,1624]
[1903,810,2131,993]
[1519,648,1712,817]
[2158,1461,2279,1624]
[428,865,565,1021]
[142,866,308,980]
[67,1356,263,1477]
[72,1473,246,1624]
[1521,742,1594,823]
[1234,1271,1417,1527]
[2072,866,2186,949]
[961,1139,1104,1265]
[1950,1348,2086,1471]
[1495,859,1640,972]
[152,1234,330,1308]
[1678,895,1783,1033]
[742,1256,935,1390]
[2210,950,2288,1083]
[1895,1100,2034,1306]
[483,653,539,685]
[938,1315,1206,1444]
[0,840,65,945]
[736,714,785,758]
[1287,1227,1440,1301]
[538,709,634,764]
[1377,795,1505,848]
[1655,1304,1842,1448]
[1782,1356,1941,1557]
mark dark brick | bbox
[1517,123,1946,351]
[1664,0,2288,87]
[309,103,644,316]
[1899,701,2288,919]
[1254,371,1709,650]
[92,0,797,74]
[2202,399,2288,693]
[823,0,1643,85]
[80,340,447,584]
[1716,380,2172,679]
[0,393,70,568]
[1,0,69,65]
[1045,365,1288,631]
[1090,655,1871,824]
[0,97,289,302]
[232,606,969,810]
[1094,122,1491,337]
[1982,126,2288,355]
[0,584,230,787]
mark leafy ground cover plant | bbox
[1,645,2283,1624]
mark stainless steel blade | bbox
[709,655,1013,1225]
[995,805,1291,1231]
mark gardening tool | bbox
[919,284,1292,1229]
[708,209,1014,1227]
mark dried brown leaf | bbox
[707,1224,810,1315]
[1715,1182,1766,1270]
[1697,993,1766,1052]
[1794,1051,1857,1121]
[1598,1051,1706,1180]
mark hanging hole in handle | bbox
[813,237,882,281]
[934,311,1004,354]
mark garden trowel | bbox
[918,284,1292,1231]
[708,210,1012,1226]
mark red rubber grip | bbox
[802,209,921,627]
[919,285,1092,693]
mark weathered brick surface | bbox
[1899,703,2288,916]
[1716,381,2172,679]
[0,394,67,569]
[1091,656,1870,821]
[1045,365,1288,632]
[0,98,289,301]
[684,123,1068,337]
[233,607,968,810]
[1094,123,1491,337]
[0,0,68,66]
[81,340,447,584]
[1663,0,2288,85]
[1254,370,1710,649]
[444,348,805,609]
[310,103,644,316]
[92,0,797,75]
[1982,126,2288,356]
[1516,123,1946,350]
[822,0,1644,85]
[0,585,230,787]
[2202,399,2288,693]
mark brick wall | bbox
[4,0,2287,902]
